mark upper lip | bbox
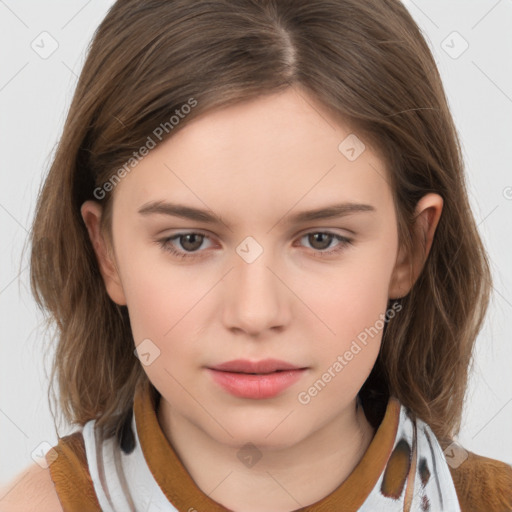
[208,358,305,374]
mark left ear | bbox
[388,193,443,299]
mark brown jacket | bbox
[47,387,512,512]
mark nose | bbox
[221,244,290,337]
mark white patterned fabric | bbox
[359,406,461,511]
[82,401,462,511]
[83,414,176,512]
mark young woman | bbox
[2,0,511,510]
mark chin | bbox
[208,414,310,450]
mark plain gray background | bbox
[1,0,511,487]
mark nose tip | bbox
[223,252,288,336]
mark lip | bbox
[209,358,303,373]
[206,359,308,399]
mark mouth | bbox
[206,359,308,399]
[213,369,298,375]
[208,358,307,374]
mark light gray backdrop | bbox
[1,0,511,487]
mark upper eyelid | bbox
[162,225,353,236]
[163,228,351,241]
[162,229,352,250]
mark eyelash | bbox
[157,231,353,260]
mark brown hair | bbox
[27,0,491,448]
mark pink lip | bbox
[206,359,308,399]
[209,358,303,373]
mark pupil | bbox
[310,233,332,250]
[182,234,203,251]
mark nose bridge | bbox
[223,235,288,334]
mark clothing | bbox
[47,382,512,511]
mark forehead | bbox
[112,88,392,222]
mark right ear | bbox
[80,200,127,306]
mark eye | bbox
[157,230,353,260]
[157,232,212,259]
[296,231,352,258]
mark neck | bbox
[157,397,376,512]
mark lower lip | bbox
[207,368,306,399]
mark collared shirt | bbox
[46,381,512,511]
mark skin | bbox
[81,86,443,512]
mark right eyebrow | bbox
[138,200,221,224]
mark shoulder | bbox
[448,448,512,512]
[0,431,101,512]
[0,462,63,512]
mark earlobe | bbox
[388,240,413,300]
[80,200,127,306]
[388,193,443,300]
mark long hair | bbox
[27,0,491,448]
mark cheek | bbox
[114,244,210,376]
[307,252,394,342]
[120,255,207,395]
[299,269,390,408]
[114,233,191,326]
[297,248,397,399]
[308,282,387,386]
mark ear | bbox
[388,193,443,299]
[80,200,127,306]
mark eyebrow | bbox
[137,200,376,227]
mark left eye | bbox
[157,231,352,259]
[299,232,348,252]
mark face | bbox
[84,87,412,450]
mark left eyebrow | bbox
[284,202,376,224]
[137,200,376,228]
